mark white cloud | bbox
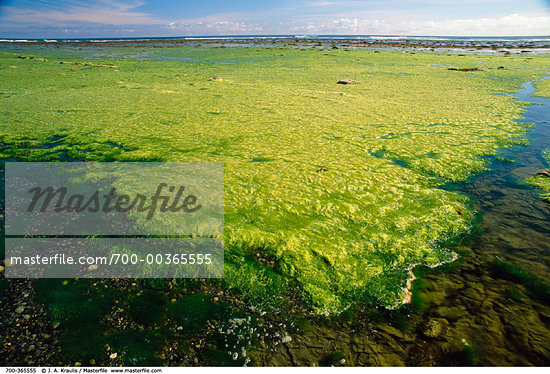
[281,12,550,36]
[410,13,550,36]
[2,0,163,26]
[1,0,549,37]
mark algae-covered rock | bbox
[424,318,449,338]
[525,151,550,202]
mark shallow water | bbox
[249,78,550,366]
[460,78,550,273]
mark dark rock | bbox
[448,67,482,72]
[535,169,550,178]
[337,79,356,85]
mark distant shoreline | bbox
[2,35,550,52]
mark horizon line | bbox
[2,34,550,40]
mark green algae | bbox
[490,258,550,304]
[524,149,550,202]
[33,278,170,364]
[58,324,107,363]
[533,78,550,98]
[320,351,346,366]
[128,290,167,326]
[168,293,228,331]
[34,279,114,363]
[35,279,111,327]
[2,47,550,312]
[107,330,164,366]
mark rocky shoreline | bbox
[2,36,550,53]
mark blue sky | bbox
[1,0,549,38]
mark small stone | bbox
[337,79,356,85]
[109,352,118,359]
[281,336,292,344]
[15,306,25,314]
[424,318,448,338]
[88,264,98,271]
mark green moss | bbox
[168,293,227,330]
[35,279,109,327]
[139,278,172,290]
[107,330,164,366]
[128,290,167,325]
[2,47,549,312]
[223,254,286,308]
[58,323,107,363]
[33,279,118,363]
